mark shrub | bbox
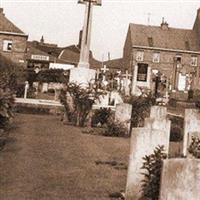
[91,108,112,127]
[60,82,102,127]
[0,88,15,129]
[125,93,155,127]
[188,136,200,158]
[36,69,69,83]
[103,117,128,137]
[140,145,167,200]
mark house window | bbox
[153,52,160,63]
[136,51,144,62]
[191,56,198,67]
[3,40,13,52]
[137,63,148,82]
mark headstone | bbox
[115,103,132,135]
[42,82,48,93]
[24,81,29,99]
[159,159,200,200]
[125,106,170,200]
[110,91,123,106]
[183,109,200,156]
[33,82,39,96]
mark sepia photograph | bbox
[0,0,200,199]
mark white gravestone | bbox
[125,106,171,200]
[159,159,200,200]
[183,109,200,157]
[115,103,132,135]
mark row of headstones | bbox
[125,106,200,200]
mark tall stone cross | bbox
[78,0,101,68]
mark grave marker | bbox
[115,103,132,135]
[125,106,170,199]
[160,159,200,200]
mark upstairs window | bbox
[136,51,144,62]
[3,40,13,52]
[153,52,160,63]
[191,56,198,67]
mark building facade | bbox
[0,8,28,66]
[123,8,200,100]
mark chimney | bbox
[161,17,169,30]
[78,30,83,49]
[40,35,44,44]
[108,52,111,60]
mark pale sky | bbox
[1,0,200,60]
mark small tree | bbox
[60,82,102,127]
[140,145,167,200]
[125,93,156,127]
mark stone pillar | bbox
[159,159,200,200]
[131,64,138,95]
[24,81,29,99]
[183,109,200,157]
[125,106,171,200]
[78,1,93,68]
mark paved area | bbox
[0,114,129,200]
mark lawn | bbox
[0,113,130,200]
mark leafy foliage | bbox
[188,136,200,158]
[125,93,156,127]
[36,69,69,83]
[0,54,19,129]
[60,82,102,127]
[140,145,167,200]
[91,108,112,127]
[103,117,128,137]
[0,88,15,129]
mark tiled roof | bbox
[26,42,55,62]
[129,23,200,51]
[0,10,25,35]
[104,58,124,71]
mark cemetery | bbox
[1,1,200,200]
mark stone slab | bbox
[115,103,132,135]
[183,109,200,156]
[125,127,170,200]
[160,159,200,200]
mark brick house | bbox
[123,8,200,100]
[0,8,28,66]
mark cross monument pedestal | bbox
[69,0,101,86]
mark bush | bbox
[36,69,69,83]
[188,136,200,158]
[125,93,155,127]
[103,118,128,137]
[140,145,167,200]
[60,82,102,127]
[91,108,112,127]
[0,88,15,129]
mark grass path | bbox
[0,114,129,200]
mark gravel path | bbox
[0,114,129,200]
